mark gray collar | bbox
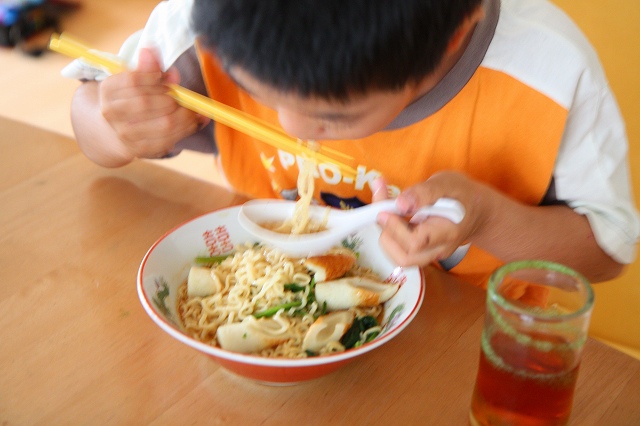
[385,0,500,130]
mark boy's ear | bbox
[446,6,486,54]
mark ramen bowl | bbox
[137,205,425,384]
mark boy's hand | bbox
[98,47,208,159]
[373,172,485,267]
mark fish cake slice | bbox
[304,250,357,282]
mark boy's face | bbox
[228,66,438,141]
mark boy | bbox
[64,0,639,287]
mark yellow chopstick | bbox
[49,33,356,177]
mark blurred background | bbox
[0,0,638,358]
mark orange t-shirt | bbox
[195,47,566,289]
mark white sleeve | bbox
[61,0,195,80]
[554,66,640,264]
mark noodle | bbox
[262,142,329,235]
[290,154,318,234]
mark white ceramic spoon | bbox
[238,198,465,257]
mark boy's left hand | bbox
[373,171,484,267]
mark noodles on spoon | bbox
[262,141,329,235]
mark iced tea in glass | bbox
[469,260,594,426]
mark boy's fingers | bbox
[372,177,390,202]
[378,214,460,266]
[136,47,163,73]
[117,105,199,142]
[102,90,177,122]
[379,229,445,267]
[164,66,181,85]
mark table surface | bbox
[2,117,639,425]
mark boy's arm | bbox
[463,177,624,282]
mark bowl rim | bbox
[137,206,426,367]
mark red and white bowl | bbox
[137,205,425,384]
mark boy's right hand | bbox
[98,47,207,159]
[372,173,479,268]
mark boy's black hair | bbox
[192,0,482,100]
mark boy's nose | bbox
[277,109,327,140]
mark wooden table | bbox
[1,117,639,425]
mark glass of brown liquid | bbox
[469,260,594,426]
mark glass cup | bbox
[469,260,594,426]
